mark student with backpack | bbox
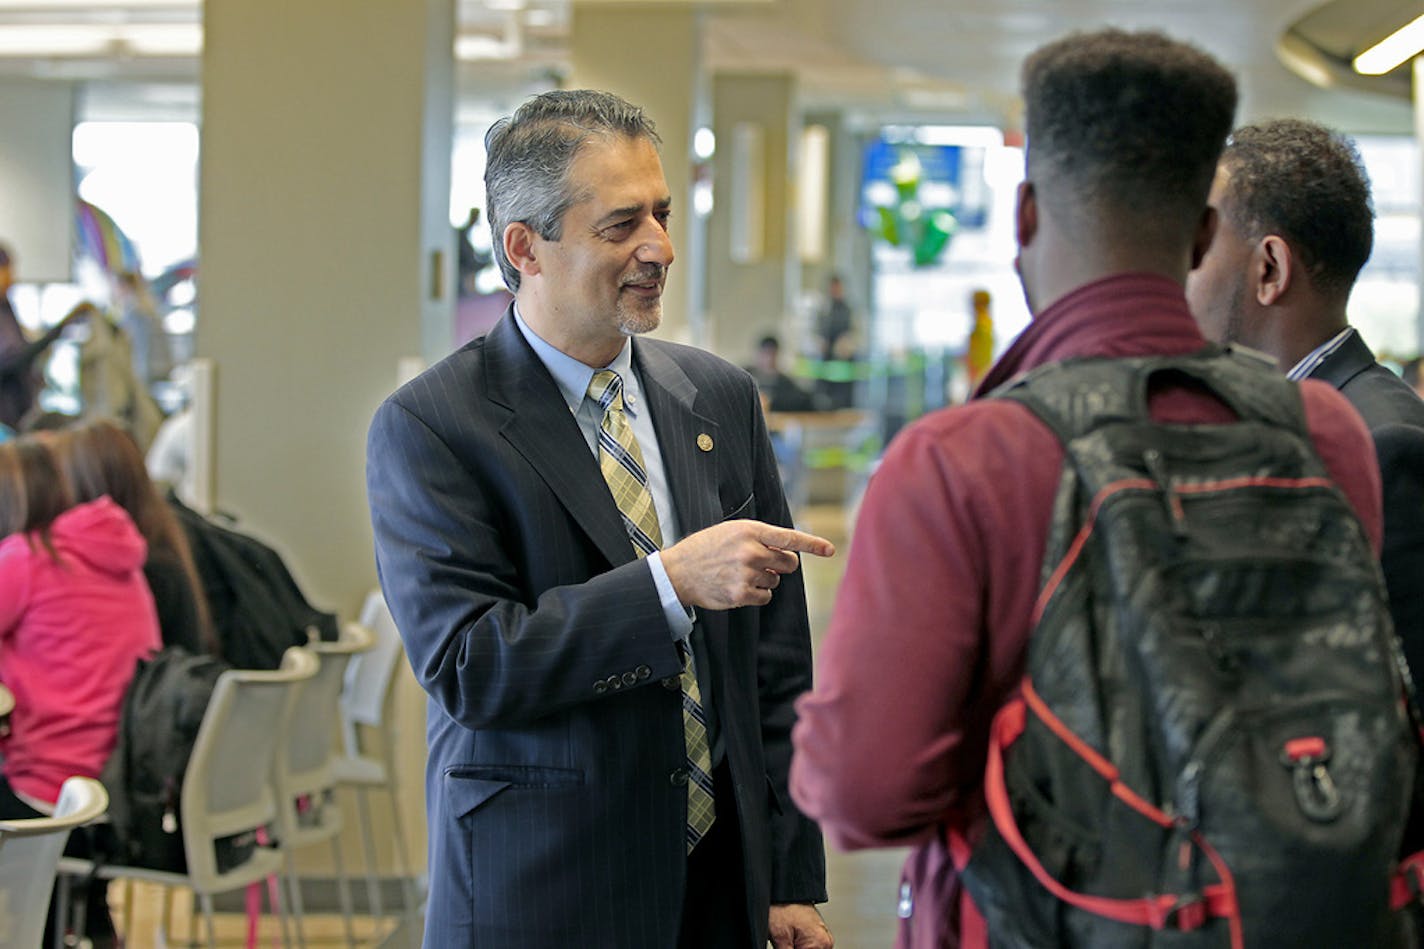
[0,436,160,946]
[790,29,1415,949]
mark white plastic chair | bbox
[276,622,374,947]
[333,590,419,940]
[58,646,318,949]
[0,776,108,949]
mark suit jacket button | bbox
[608,675,623,691]
[636,664,652,680]
[594,681,607,695]
[621,671,638,687]
[669,769,689,787]
[661,676,680,691]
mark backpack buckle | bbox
[1167,895,1208,932]
[1280,738,1344,822]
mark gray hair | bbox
[484,89,661,291]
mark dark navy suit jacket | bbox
[1309,329,1424,685]
[366,311,826,947]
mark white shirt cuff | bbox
[647,551,695,642]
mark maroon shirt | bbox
[789,273,1382,949]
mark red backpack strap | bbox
[1391,850,1424,910]
[983,690,1243,946]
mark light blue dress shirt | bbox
[513,307,695,642]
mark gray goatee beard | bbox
[616,266,665,336]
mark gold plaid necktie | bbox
[587,369,716,852]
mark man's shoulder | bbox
[639,336,741,374]
[884,397,1060,474]
[1336,361,1424,433]
[637,337,757,396]
[385,337,488,408]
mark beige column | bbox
[198,0,455,618]
[705,72,796,362]
[569,5,702,344]
[200,1,452,888]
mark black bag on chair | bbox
[168,495,339,670]
[99,646,230,873]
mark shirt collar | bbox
[1287,326,1355,381]
[513,303,635,414]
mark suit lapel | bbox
[484,310,635,567]
[634,340,723,537]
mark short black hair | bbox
[1218,119,1374,300]
[1022,29,1237,243]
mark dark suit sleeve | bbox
[743,382,828,903]
[1376,423,1424,687]
[366,397,683,731]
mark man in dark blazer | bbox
[366,90,835,948]
[1187,117,1424,681]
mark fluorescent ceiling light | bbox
[0,25,107,55]
[1353,13,1424,76]
[0,0,194,7]
[456,34,511,60]
[124,22,200,55]
[0,22,199,56]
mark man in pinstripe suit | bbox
[366,90,835,948]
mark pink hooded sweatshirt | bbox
[0,496,161,805]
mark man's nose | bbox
[637,222,674,268]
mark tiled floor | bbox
[110,502,908,948]
[111,880,405,946]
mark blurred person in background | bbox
[112,270,174,391]
[0,436,160,946]
[0,244,92,431]
[57,417,213,656]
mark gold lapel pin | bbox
[696,433,713,452]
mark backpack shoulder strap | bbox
[987,345,1309,444]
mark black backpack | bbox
[99,646,230,872]
[960,348,1424,947]
[168,496,338,670]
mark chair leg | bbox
[54,873,71,949]
[282,851,307,949]
[159,885,174,945]
[385,779,421,948]
[268,862,294,949]
[352,787,383,920]
[330,834,356,947]
[187,887,199,948]
[119,878,134,944]
[199,893,218,949]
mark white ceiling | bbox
[0,0,1416,133]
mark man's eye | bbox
[605,220,634,235]
[654,211,672,228]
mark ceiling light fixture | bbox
[1353,13,1424,76]
[0,22,200,57]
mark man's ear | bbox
[1015,181,1038,249]
[1254,235,1292,306]
[1190,206,1218,271]
[503,222,541,278]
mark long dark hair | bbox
[0,437,73,561]
[57,418,214,648]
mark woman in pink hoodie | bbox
[0,435,160,945]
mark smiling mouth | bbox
[621,278,662,295]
